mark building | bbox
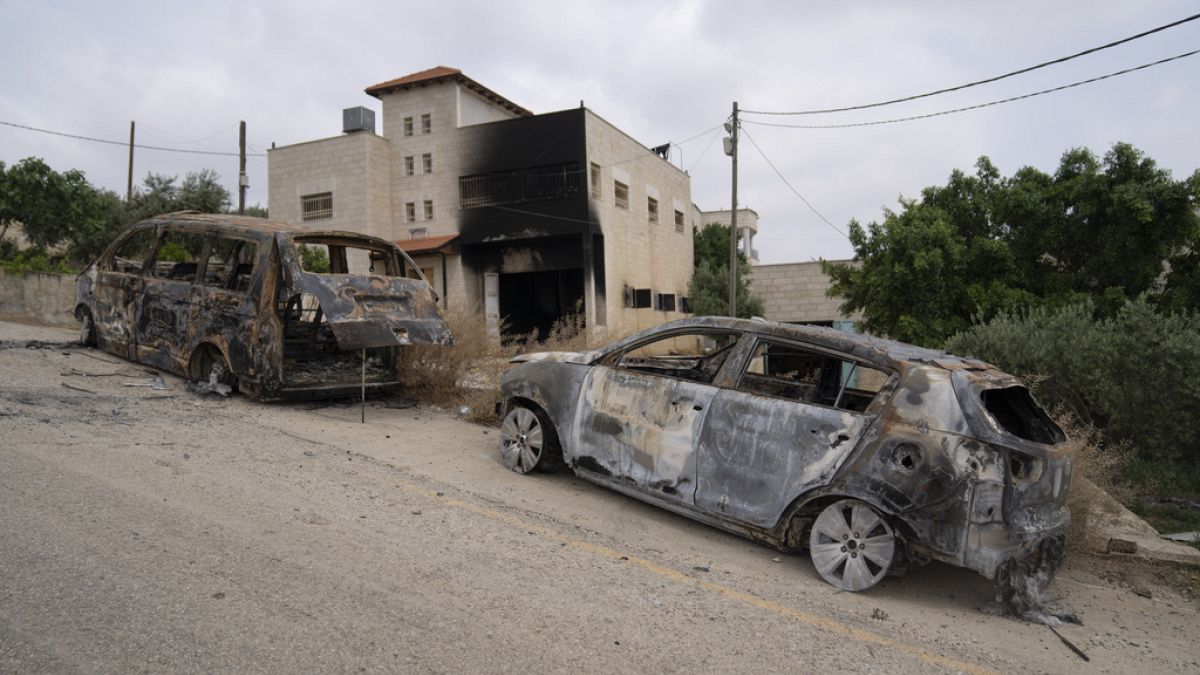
[268,66,697,340]
[747,260,861,329]
[696,208,759,264]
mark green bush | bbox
[945,297,1200,467]
[0,247,72,274]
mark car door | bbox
[193,235,261,374]
[134,228,207,373]
[572,330,740,505]
[694,337,892,528]
[92,226,157,359]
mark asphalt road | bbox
[1,321,1196,673]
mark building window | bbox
[405,202,416,222]
[458,162,582,209]
[633,288,652,309]
[421,113,431,134]
[647,197,659,223]
[409,227,427,238]
[590,162,601,199]
[423,199,434,220]
[674,209,685,233]
[655,293,677,312]
[614,181,629,210]
[300,192,333,221]
[422,153,433,174]
[403,117,414,137]
[405,156,415,176]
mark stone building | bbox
[268,66,698,340]
[695,208,759,264]
[747,260,861,329]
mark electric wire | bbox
[742,48,1200,129]
[0,120,267,156]
[742,12,1200,115]
[739,127,847,239]
[138,121,241,146]
[687,128,722,173]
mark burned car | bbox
[75,211,451,400]
[498,317,1072,592]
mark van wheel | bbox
[77,308,97,347]
[809,499,895,591]
[191,345,236,387]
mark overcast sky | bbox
[2,1,1197,263]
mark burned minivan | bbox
[498,317,1072,592]
[75,212,452,400]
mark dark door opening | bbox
[499,269,584,340]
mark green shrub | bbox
[0,247,72,274]
[945,297,1200,467]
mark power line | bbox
[0,120,267,157]
[743,12,1200,116]
[743,48,1200,129]
[739,127,847,239]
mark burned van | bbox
[75,211,452,400]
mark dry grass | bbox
[394,308,616,425]
[1055,407,1134,550]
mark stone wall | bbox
[0,270,78,328]
[748,260,860,324]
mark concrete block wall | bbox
[748,260,861,324]
[0,270,78,328]
[585,109,693,338]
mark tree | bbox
[824,143,1200,346]
[0,157,102,250]
[687,222,763,318]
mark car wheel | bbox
[499,403,561,474]
[809,498,895,592]
[77,308,97,347]
[191,345,236,387]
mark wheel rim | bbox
[499,407,543,474]
[809,499,894,592]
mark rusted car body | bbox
[499,317,1072,591]
[75,212,451,400]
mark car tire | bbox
[809,498,895,592]
[499,402,563,474]
[77,307,97,347]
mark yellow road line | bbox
[386,477,994,675]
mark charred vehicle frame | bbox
[75,212,452,401]
[498,317,1072,592]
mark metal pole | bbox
[360,348,367,423]
[126,121,135,202]
[238,120,247,215]
[729,102,739,318]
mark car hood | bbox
[509,350,599,365]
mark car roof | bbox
[141,211,313,235]
[612,316,991,370]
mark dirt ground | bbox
[1,320,1197,673]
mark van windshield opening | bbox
[294,236,423,280]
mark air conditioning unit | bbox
[343,106,375,134]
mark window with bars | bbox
[458,161,582,209]
[421,113,431,134]
[405,156,414,176]
[423,200,434,220]
[674,209,685,233]
[648,197,659,223]
[301,192,333,221]
[614,181,629,210]
[590,162,601,199]
[403,117,414,137]
[422,153,433,174]
[405,202,416,222]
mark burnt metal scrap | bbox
[74,211,452,401]
[499,316,1075,594]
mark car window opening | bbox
[741,340,887,412]
[294,236,422,280]
[617,332,739,385]
[981,387,1066,445]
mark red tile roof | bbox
[397,233,459,255]
[365,66,532,117]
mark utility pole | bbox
[238,120,247,215]
[126,121,135,202]
[726,102,740,318]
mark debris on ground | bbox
[1163,532,1198,543]
[123,374,169,391]
[187,372,231,397]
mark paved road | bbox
[1,321,1196,673]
